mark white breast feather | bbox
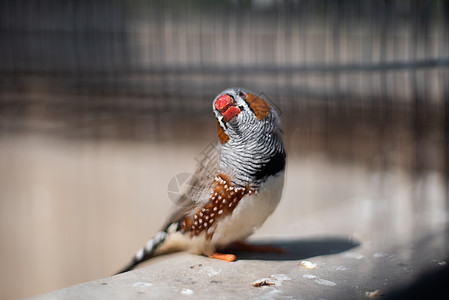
[156,172,284,257]
[211,172,285,247]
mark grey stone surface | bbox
[31,230,448,300]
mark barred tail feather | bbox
[115,230,168,274]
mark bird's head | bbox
[213,87,276,144]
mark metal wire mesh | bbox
[0,0,448,170]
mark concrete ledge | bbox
[28,234,449,299]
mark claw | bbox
[209,253,236,262]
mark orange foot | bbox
[209,253,236,262]
[225,240,286,253]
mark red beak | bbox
[215,94,234,112]
[215,94,241,122]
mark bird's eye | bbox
[238,91,246,99]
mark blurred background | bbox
[1,0,448,298]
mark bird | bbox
[116,87,286,274]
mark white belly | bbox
[211,172,285,247]
[155,172,285,257]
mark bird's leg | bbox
[224,240,286,253]
[209,253,236,262]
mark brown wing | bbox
[162,143,221,229]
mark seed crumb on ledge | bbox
[299,260,318,269]
[252,279,275,287]
[365,289,384,298]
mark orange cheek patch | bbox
[216,120,229,144]
[245,93,271,120]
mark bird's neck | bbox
[218,123,285,187]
